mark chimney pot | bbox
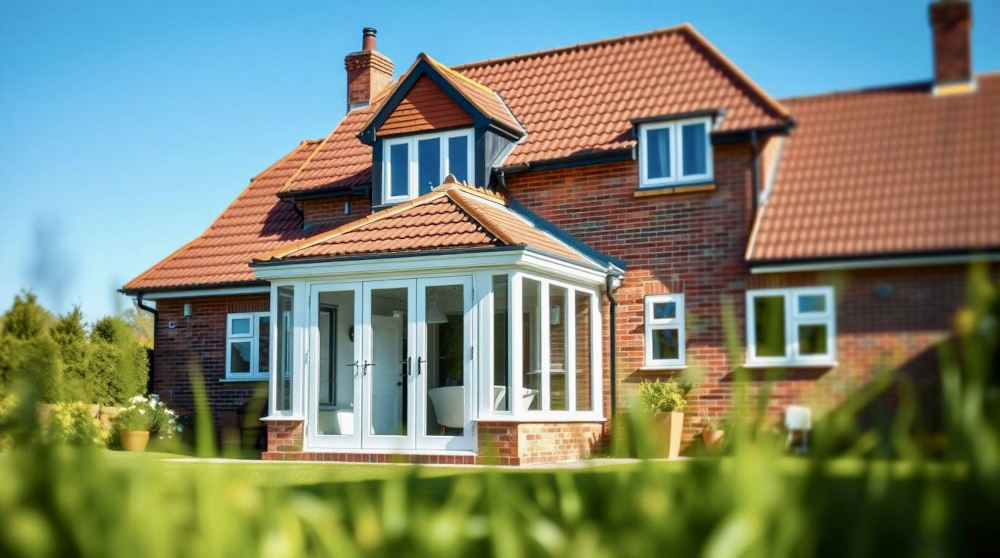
[930,0,973,89]
[362,27,377,51]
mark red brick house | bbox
[123,1,998,464]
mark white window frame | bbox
[644,294,686,367]
[225,311,270,380]
[745,287,836,367]
[638,116,714,188]
[383,128,475,203]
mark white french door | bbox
[306,277,473,451]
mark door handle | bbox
[416,356,425,375]
[346,361,359,376]
[399,356,411,376]
[362,361,376,375]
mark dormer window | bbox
[638,117,713,188]
[383,129,474,203]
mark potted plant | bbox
[636,379,687,459]
[700,416,727,451]
[113,395,179,452]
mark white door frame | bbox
[305,282,363,450]
[415,276,476,451]
[361,279,417,450]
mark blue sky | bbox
[1,0,997,322]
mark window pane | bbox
[448,136,469,183]
[521,278,541,411]
[317,290,355,435]
[652,328,679,360]
[575,291,593,412]
[653,301,676,320]
[798,324,829,356]
[753,295,786,357]
[230,342,252,374]
[798,294,827,314]
[389,143,409,198]
[257,316,270,374]
[492,275,510,412]
[231,317,251,335]
[370,287,408,436]
[549,285,568,411]
[417,138,441,195]
[276,287,294,412]
[646,127,671,179]
[425,283,465,437]
[681,121,708,177]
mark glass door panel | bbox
[362,281,416,449]
[307,284,362,448]
[417,277,474,451]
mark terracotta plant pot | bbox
[702,429,725,451]
[120,430,150,452]
[656,411,685,459]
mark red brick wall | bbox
[154,294,269,435]
[345,50,394,108]
[302,195,372,228]
[504,149,984,445]
[505,146,755,435]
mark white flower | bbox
[138,409,146,415]
[130,395,146,403]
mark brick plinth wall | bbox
[261,421,604,465]
[154,295,270,439]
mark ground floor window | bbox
[644,294,685,367]
[746,287,836,366]
[274,286,294,412]
[226,311,270,380]
[514,273,600,414]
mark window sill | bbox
[475,414,607,424]
[638,365,688,371]
[635,182,715,197]
[742,361,838,369]
[219,377,269,383]
[261,415,304,422]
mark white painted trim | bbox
[253,249,607,286]
[745,286,836,367]
[750,253,1000,274]
[382,128,474,204]
[638,117,714,189]
[225,312,269,381]
[643,294,686,367]
[140,286,270,300]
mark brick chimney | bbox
[345,28,394,111]
[930,0,974,95]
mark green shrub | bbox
[42,402,109,447]
[51,306,93,402]
[0,335,65,403]
[112,397,155,432]
[636,378,687,413]
[87,317,148,405]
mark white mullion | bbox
[510,273,523,417]
[591,291,602,415]
[540,281,550,412]
[566,289,576,412]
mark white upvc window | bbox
[644,294,685,367]
[225,312,270,380]
[746,287,836,366]
[638,117,713,188]
[383,128,474,203]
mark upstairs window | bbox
[746,287,836,367]
[383,129,473,203]
[639,117,713,188]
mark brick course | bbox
[302,195,372,228]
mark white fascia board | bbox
[750,252,1000,274]
[253,249,608,286]
[139,286,270,300]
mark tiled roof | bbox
[254,180,597,267]
[122,141,323,292]
[283,24,790,195]
[748,73,1000,263]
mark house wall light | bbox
[183,303,193,318]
